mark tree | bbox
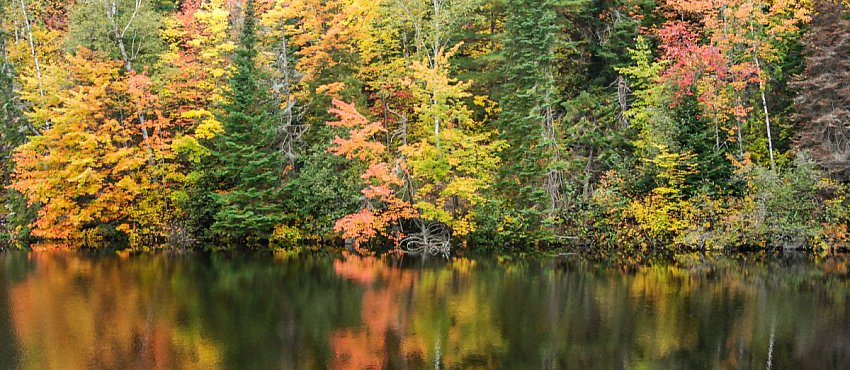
[791,1,850,179]
[67,0,163,71]
[326,99,417,250]
[196,0,285,245]
[497,0,564,239]
[327,93,505,255]
[9,49,159,240]
[159,0,234,127]
[664,0,812,168]
[401,128,506,239]
[4,0,66,134]
[281,0,367,85]
[0,0,835,252]
[259,0,309,164]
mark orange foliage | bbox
[9,49,169,240]
[281,0,374,84]
[159,0,233,130]
[327,100,387,161]
[326,99,417,248]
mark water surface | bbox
[0,252,849,369]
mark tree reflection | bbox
[0,252,849,369]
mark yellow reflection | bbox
[8,252,221,370]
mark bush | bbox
[270,224,304,249]
[710,153,850,250]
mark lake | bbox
[0,251,849,369]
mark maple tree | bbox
[9,48,164,240]
[326,99,417,249]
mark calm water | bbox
[0,252,849,369]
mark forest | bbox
[0,0,847,258]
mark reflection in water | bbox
[0,252,849,369]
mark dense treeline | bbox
[0,0,848,257]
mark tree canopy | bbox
[1,0,848,257]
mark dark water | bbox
[0,252,849,369]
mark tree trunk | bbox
[17,0,43,135]
[18,0,43,98]
[755,55,776,169]
[104,0,154,164]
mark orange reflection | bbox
[331,255,420,369]
[7,252,221,370]
[330,254,505,369]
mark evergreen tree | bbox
[201,0,285,244]
[496,0,564,239]
[791,1,850,179]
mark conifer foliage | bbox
[497,0,563,238]
[792,1,850,179]
[198,0,285,244]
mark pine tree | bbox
[496,0,563,239]
[791,1,850,179]
[203,0,285,244]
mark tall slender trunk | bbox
[616,75,629,129]
[17,0,43,135]
[18,0,43,98]
[754,55,775,169]
[104,0,154,164]
[13,18,20,43]
[540,63,564,214]
[746,12,775,169]
[713,116,721,150]
[275,23,305,164]
[431,0,441,148]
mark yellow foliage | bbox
[402,129,506,236]
[271,224,304,249]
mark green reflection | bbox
[0,252,848,369]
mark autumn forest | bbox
[0,0,847,258]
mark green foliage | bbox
[727,154,844,249]
[284,150,362,241]
[67,0,163,69]
[495,0,563,240]
[194,0,285,246]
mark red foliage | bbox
[326,100,417,249]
